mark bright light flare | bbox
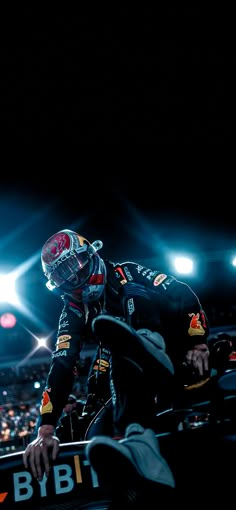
[37,337,48,348]
[0,273,20,305]
[16,327,53,368]
[173,256,194,275]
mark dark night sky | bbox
[0,7,233,211]
[0,7,234,145]
[0,7,235,358]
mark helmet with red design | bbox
[41,229,106,303]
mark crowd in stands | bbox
[0,356,91,454]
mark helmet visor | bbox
[51,251,93,290]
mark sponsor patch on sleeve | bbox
[57,335,72,342]
[56,335,71,349]
[40,388,53,414]
[153,274,167,286]
[188,312,205,336]
[56,341,70,350]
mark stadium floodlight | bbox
[0,273,20,305]
[173,256,194,275]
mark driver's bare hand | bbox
[23,433,60,481]
[185,343,209,376]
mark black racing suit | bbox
[38,260,209,436]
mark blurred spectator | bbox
[0,355,92,453]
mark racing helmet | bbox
[41,229,106,303]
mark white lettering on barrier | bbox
[12,457,99,502]
[54,464,74,494]
[13,472,33,502]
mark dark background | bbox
[0,7,233,144]
[0,7,234,357]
